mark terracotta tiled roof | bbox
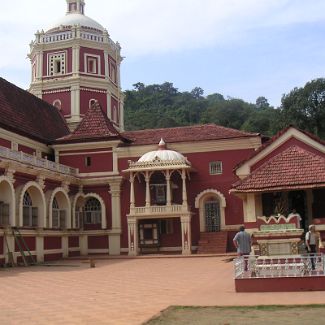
[231,145,325,193]
[234,126,325,171]
[121,124,259,146]
[0,77,69,143]
[55,101,129,144]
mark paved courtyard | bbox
[1,256,325,325]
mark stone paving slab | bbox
[1,257,325,325]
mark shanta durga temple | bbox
[0,0,324,265]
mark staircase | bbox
[197,231,228,254]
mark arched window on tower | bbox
[53,99,62,111]
[89,99,96,108]
[23,192,38,227]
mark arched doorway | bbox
[204,199,221,232]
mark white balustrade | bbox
[132,204,186,216]
[0,145,78,176]
[234,254,325,279]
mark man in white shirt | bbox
[305,224,320,270]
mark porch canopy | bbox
[231,145,325,194]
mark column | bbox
[166,171,171,206]
[180,215,192,255]
[62,236,69,258]
[36,236,44,263]
[109,178,122,255]
[128,218,138,256]
[181,169,188,207]
[306,189,313,226]
[72,45,80,76]
[104,50,109,79]
[145,171,150,207]
[79,234,88,255]
[245,194,257,223]
[4,234,16,264]
[119,99,125,131]
[70,84,80,121]
[130,173,135,210]
[106,90,112,120]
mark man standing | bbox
[305,224,320,270]
[233,225,251,256]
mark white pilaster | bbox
[181,169,188,207]
[4,234,16,264]
[36,236,44,263]
[166,171,171,206]
[72,45,80,76]
[119,99,124,131]
[130,173,135,209]
[145,172,150,207]
[106,91,112,120]
[245,194,257,223]
[128,218,138,256]
[70,84,80,120]
[108,234,120,256]
[109,178,122,230]
[181,215,192,255]
[79,234,88,255]
[62,236,69,258]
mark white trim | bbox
[0,176,16,226]
[83,53,101,75]
[236,127,325,178]
[47,187,72,229]
[17,181,46,227]
[72,192,106,229]
[195,189,226,208]
[59,150,113,156]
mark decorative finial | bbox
[66,0,85,15]
[158,138,166,150]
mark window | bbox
[23,192,38,227]
[0,202,9,226]
[84,54,100,74]
[155,184,166,205]
[84,198,101,224]
[49,52,66,76]
[87,57,97,74]
[89,99,96,108]
[209,161,223,175]
[160,219,174,235]
[53,99,62,110]
[52,198,66,229]
[85,156,92,167]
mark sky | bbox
[1,0,325,107]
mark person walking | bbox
[233,226,251,271]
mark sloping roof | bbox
[0,77,69,143]
[234,125,325,171]
[231,145,325,193]
[121,124,259,146]
[55,100,128,144]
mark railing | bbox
[80,32,104,43]
[234,254,325,279]
[42,32,73,43]
[131,204,186,216]
[0,146,78,176]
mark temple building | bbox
[0,0,324,264]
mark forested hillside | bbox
[124,79,325,139]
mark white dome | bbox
[46,13,104,32]
[138,149,186,163]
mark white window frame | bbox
[48,51,67,76]
[209,161,223,175]
[84,54,101,75]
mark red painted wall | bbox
[42,89,71,117]
[0,236,3,254]
[18,144,35,155]
[80,88,107,115]
[88,235,108,249]
[252,137,325,172]
[69,236,79,248]
[44,237,62,250]
[15,237,36,251]
[59,151,113,173]
[0,138,11,148]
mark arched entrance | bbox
[204,199,221,232]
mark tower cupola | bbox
[67,0,85,15]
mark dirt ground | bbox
[145,305,325,325]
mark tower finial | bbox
[66,0,85,15]
[158,138,166,150]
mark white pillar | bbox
[128,218,138,256]
[245,194,257,223]
[145,172,150,207]
[306,189,313,226]
[181,215,192,255]
[119,99,124,131]
[106,90,112,120]
[62,236,69,258]
[130,173,135,209]
[181,169,188,207]
[70,84,80,121]
[166,171,171,206]
[4,234,16,264]
[72,45,80,76]
[79,234,88,256]
[104,50,109,79]
[36,236,44,263]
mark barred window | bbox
[23,192,38,227]
[84,198,101,224]
[209,161,223,175]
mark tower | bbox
[29,0,124,130]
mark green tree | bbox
[280,79,325,138]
